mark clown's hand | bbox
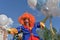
[40,22,45,29]
[7,28,18,35]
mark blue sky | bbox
[0,0,60,32]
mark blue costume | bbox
[13,22,41,40]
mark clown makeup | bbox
[23,18,30,26]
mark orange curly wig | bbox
[18,12,35,30]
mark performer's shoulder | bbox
[34,22,40,25]
[16,25,24,29]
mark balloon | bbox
[36,0,47,10]
[27,0,47,10]
[7,18,14,26]
[5,18,14,29]
[42,0,60,17]
[27,0,37,9]
[0,14,13,29]
[0,14,8,26]
[28,0,60,17]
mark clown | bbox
[8,12,48,40]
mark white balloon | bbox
[28,0,47,10]
[7,18,13,25]
[27,0,37,9]
[0,14,14,30]
[6,18,13,29]
[27,0,60,17]
[0,14,8,26]
[42,0,60,17]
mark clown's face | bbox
[24,18,30,26]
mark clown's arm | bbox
[7,27,23,40]
[36,22,45,29]
[40,22,45,29]
[37,16,48,29]
[7,28,18,35]
[7,26,22,35]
